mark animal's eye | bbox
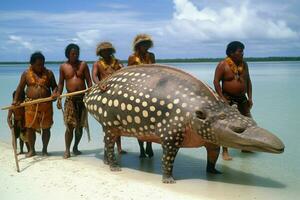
[196,110,206,120]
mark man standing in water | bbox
[213,41,253,160]
[57,44,92,159]
[128,34,155,158]
[13,52,58,157]
[92,41,126,154]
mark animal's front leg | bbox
[104,129,121,171]
[205,143,221,174]
[161,136,181,183]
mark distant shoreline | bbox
[0,56,300,65]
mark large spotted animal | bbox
[84,64,284,183]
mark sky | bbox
[0,0,299,61]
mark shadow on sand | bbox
[19,148,285,189]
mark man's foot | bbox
[63,151,71,159]
[73,147,82,155]
[206,167,222,174]
[139,153,147,158]
[241,150,253,153]
[118,149,127,155]
[18,151,24,155]
[25,151,36,158]
[110,164,121,171]
[42,151,49,156]
[222,151,233,161]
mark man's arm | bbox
[213,62,227,102]
[84,62,93,88]
[127,55,135,66]
[13,71,27,105]
[149,52,155,64]
[49,71,58,96]
[92,62,100,84]
[57,65,65,95]
[245,62,253,108]
[7,110,13,129]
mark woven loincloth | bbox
[63,95,90,140]
[25,99,53,130]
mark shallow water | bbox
[0,61,299,199]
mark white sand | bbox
[0,141,209,200]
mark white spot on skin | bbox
[135,98,141,103]
[134,106,140,113]
[93,105,97,111]
[167,95,171,99]
[176,108,181,114]
[127,104,133,111]
[142,101,148,107]
[142,110,149,118]
[134,116,141,124]
[113,121,120,125]
[130,96,135,101]
[160,100,165,106]
[182,103,187,108]
[157,110,162,116]
[104,111,107,117]
[108,100,113,107]
[121,103,126,111]
[97,96,102,101]
[139,92,144,97]
[98,107,103,114]
[150,117,156,123]
[118,90,122,95]
[152,98,157,103]
[145,94,150,98]
[150,106,156,112]
[113,99,119,107]
[124,93,128,98]
[173,99,180,104]
[127,115,133,123]
[167,103,173,109]
[122,119,128,125]
[102,97,108,104]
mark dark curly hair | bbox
[226,41,245,56]
[30,51,45,65]
[65,43,80,59]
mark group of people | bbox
[8,33,253,161]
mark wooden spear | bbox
[1,88,90,111]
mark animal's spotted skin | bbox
[84,64,284,183]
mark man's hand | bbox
[57,98,62,110]
[248,99,253,109]
[12,100,20,106]
[51,92,60,100]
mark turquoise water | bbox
[0,62,299,199]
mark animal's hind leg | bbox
[205,143,221,174]
[104,129,121,171]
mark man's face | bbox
[69,48,79,62]
[32,58,44,73]
[100,49,113,58]
[231,48,244,63]
[137,41,150,53]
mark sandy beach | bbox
[0,140,204,200]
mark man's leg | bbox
[19,139,24,154]
[222,147,232,160]
[239,101,253,153]
[42,128,51,156]
[73,127,83,155]
[26,128,36,158]
[116,136,127,154]
[64,126,74,158]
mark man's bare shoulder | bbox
[217,60,227,68]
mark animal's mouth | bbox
[215,125,285,154]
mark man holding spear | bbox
[13,52,58,158]
[57,44,92,159]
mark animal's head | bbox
[191,102,284,153]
